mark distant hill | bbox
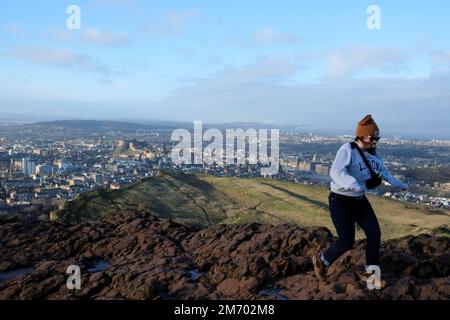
[0,119,188,138]
[0,119,283,139]
[52,172,450,240]
[404,167,450,184]
[7,119,279,132]
[16,120,150,133]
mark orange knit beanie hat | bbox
[356,114,379,137]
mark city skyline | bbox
[1,1,450,138]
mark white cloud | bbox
[91,0,135,6]
[324,46,409,79]
[253,27,300,45]
[431,50,450,75]
[8,45,109,75]
[202,56,301,85]
[82,28,131,46]
[46,28,131,47]
[143,55,450,137]
[47,28,74,42]
[144,9,201,37]
[3,24,26,39]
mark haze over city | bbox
[1,1,450,138]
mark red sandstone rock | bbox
[0,212,448,300]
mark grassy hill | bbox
[51,172,450,240]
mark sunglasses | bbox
[369,136,381,142]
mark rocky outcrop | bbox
[0,211,449,300]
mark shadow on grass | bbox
[170,173,241,206]
[260,182,329,210]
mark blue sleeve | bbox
[380,161,408,190]
[330,143,366,192]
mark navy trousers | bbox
[323,192,381,266]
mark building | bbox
[315,164,330,175]
[0,152,10,172]
[37,164,54,176]
[21,158,36,176]
[438,183,450,191]
[299,160,313,172]
[282,156,298,172]
[55,158,74,170]
[69,176,86,186]
[94,174,103,185]
[10,158,22,172]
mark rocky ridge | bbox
[0,211,449,300]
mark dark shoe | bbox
[312,255,327,282]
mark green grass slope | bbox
[52,172,450,240]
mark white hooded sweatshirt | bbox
[330,142,408,197]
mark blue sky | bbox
[1,0,450,138]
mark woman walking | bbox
[312,114,408,285]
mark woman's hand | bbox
[399,182,408,191]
